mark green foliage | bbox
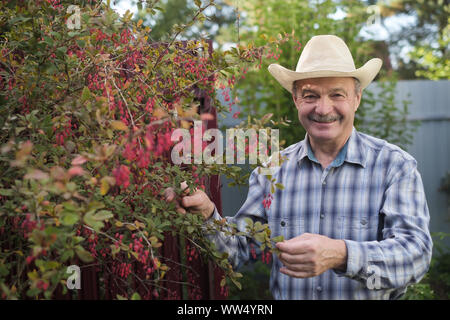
[378,0,449,80]
[228,260,272,300]
[128,0,236,41]
[403,232,450,300]
[355,75,419,150]
[408,19,450,80]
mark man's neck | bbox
[308,133,351,169]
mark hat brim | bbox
[268,58,382,93]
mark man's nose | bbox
[315,96,333,115]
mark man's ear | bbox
[354,91,362,112]
[292,93,300,110]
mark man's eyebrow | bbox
[329,87,348,94]
[301,88,319,96]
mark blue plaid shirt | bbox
[207,128,432,300]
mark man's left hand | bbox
[276,233,347,278]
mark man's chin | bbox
[310,120,338,133]
[307,123,339,141]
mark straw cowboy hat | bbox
[268,35,382,93]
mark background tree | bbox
[374,0,449,80]
[116,0,236,42]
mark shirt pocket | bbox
[349,213,380,241]
[271,217,305,241]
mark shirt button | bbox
[361,218,368,225]
[280,221,286,227]
[316,286,322,292]
[320,213,325,219]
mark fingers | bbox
[276,239,309,255]
[279,258,312,272]
[181,191,203,208]
[176,206,186,214]
[164,181,210,217]
[180,181,190,195]
[163,185,187,214]
[276,235,317,278]
[278,251,309,265]
[164,187,176,202]
[164,182,191,202]
[278,253,315,278]
[279,267,311,279]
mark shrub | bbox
[0,0,289,299]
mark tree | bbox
[117,0,236,42]
[376,0,449,80]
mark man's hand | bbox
[276,233,347,278]
[164,181,215,220]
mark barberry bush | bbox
[0,0,289,299]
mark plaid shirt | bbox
[207,128,432,300]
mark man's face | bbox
[293,77,361,145]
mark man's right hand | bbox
[164,182,215,220]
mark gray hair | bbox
[292,78,362,99]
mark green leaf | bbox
[83,213,104,231]
[76,39,85,47]
[61,250,75,262]
[56,46,67,55]
[244,218,253,228]
[0,264,10,277]
[68,31,80,37]
[254,232,265,243]
[254,221,265,232]
[230,277,242,290]
[187,226,195,234]
[271,235,284,243]
[61,212,79,226]
[75,246,94,263]
[27,287,41,297]
[93,210,113,221]
[131,292,141,300]
[81,86,91,102]
[0,189,13,196]
[275,183,285,190]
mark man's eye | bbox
[303,95,317,100]
[332,93,345,98]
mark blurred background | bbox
[111,0,449,299]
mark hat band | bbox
[297,64,356,73]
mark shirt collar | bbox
[344,127,367,167]
[298,127,367,168]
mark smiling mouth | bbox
[312,119,336,124]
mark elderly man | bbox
[167,35,432,299]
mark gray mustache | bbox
[308,114,342,123]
